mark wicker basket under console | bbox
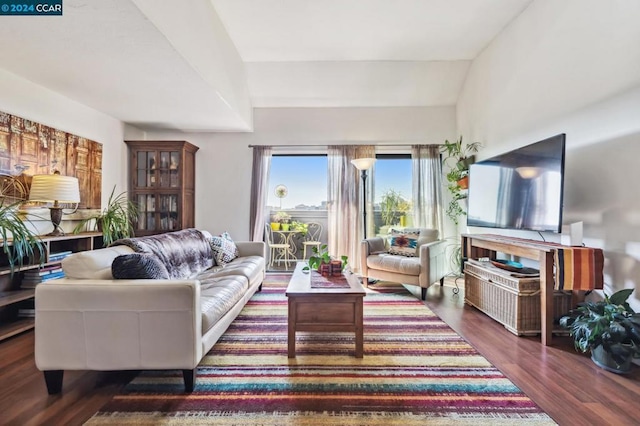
[464,259,572,336]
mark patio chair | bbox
[302,222,323,259]
[265,224,292,269]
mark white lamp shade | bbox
[351,158,376,171]
[29,174,81,203]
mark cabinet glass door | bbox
[136,194,156,231]
[136,151,157,188]
[158,151,180,188]
[159,194,179,231]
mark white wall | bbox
[0,68,129,212]
[144,106,456,240]
[457,0,640,308]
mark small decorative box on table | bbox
[464,259,572,336]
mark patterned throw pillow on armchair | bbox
[388,230,420,257]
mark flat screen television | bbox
[466,134,566,233]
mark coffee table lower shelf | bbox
[285,263,365,358]
[287,294,364,358]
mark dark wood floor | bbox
[1,280,638,425]
[418,281,640,426]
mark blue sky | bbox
[267,156,412,209]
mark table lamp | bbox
[28,171,80,236]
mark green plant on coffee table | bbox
[302,244,348,272]
[559,288,640,373]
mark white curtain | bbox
[327,145,375,273]
[328,146,358,270]
[249,146,272,242]
[411,145,444,237]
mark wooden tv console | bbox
[462,234,586,346]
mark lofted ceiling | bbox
[0,0,532,131]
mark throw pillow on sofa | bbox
[210,232,239,266]
[388,230,420,257]
[112,253,170,279]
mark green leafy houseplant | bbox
[302,244,348,273]
[440,137,481,225]
[290,221,308,236]
[73,186,138,247]
[559,288,640,373]
[0,201,45,274]
[380,189,411,227]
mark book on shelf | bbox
[48,251,73,262]
[21,271,66,288]
[18,308,35,318]
[22,271,65,282]
[23,266,63,277]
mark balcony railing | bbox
[266,209,413,267]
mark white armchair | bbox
[360,228,449,300]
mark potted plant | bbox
[302,244,348,273]
[291,221,308,236]
[559,288,640,374]
[0,200,45,274]
[379,189,411,230]
[440,137,481,225]
[271,211,291,231]
[280,217,291,231]
[73,186,138,247]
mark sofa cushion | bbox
[62,245,135,279]
[199,275,249,333]
[209,232,239,266]
[112,253,170,280]
[388,230,420,257]
[200,255,266,287]
[367,253,421,276]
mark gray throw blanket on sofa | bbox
[111,228,213,279]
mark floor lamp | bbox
[351,158,376,239]
[29,171,81,236]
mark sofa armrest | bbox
[418,240,449,287]
[360,237,387,277]
[235,241,266,258]
[35,279,203,371]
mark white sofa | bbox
[360,228,449,300]
[35,229,265,394]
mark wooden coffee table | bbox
[286,262,366,358]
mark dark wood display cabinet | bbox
[125,140,199,236]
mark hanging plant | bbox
[440,137,481,224]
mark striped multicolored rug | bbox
[86,274,556,425]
